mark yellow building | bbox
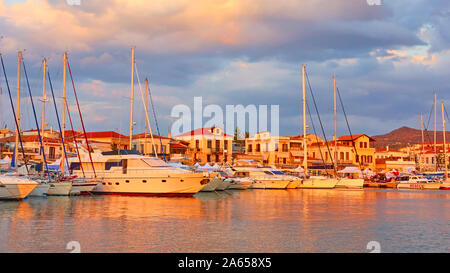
[337,134,376,169]
[245,131,291,166]
[173,127,233,164]
[132,133,171,159]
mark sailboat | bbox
[439,101,450,190]
[45,53,73,196]
[64,54,101,195]
[297,65,337,189]
[0,52,38,200]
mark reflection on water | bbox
[0,189,448,253]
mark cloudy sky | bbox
[0,0,449,139]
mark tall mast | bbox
[144,77,148,155]
[41,58,47,160]
[302,65,308,175]
[129,47,135,150]
[420,113,424,171]
[442,102,447,179]
[61,52,67,174]
[333,75,337,174]
[14,51,22,167]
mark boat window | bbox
[125,180,130,183]
[105,160,122,170]
[142,180,147,183]
[115,182,119,185]
[162,180,166,182]
[264,171,274,175]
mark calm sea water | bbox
[0,189,448,253]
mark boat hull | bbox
[336,178,364,189]
[397,183,441,190]
[47,182,73,196]
[228,180,253,190]
[200,177,221,192]
[91,175,207,196]
[0,183,38,200]
[251,179,290,189]
[298,178,338,189]
[287,179,302,189]
[215,179,231,191]
[70,181,99,195]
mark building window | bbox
[256,144,261,152]
[216,140,220,150]
[207,140,212,148]
[207,155,211,162]
[282,144,288,152]
[364,142,368,148]
[340,152,344,160]
[346,152,349,161]
[248,144,252,152]
[196,140,200,149]
[224,140,228,149]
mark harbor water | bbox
[0,189,449,253]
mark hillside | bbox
[371,126,450,149]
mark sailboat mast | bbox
[144,77,148,155]
[302,65,308,175]
[129,47,135,150]
[420,113,424,171]
[14,51,22,167]
[333,75,337,173]
[61,52,67,174]
[41,58,47,161]
[442,102,447,179]
[434,93,437,170]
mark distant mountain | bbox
[371,126,450,149]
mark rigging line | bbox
[304,69,336,173]
[0,54,29,174]
[336,87,363,171]
[147,79,167,161]
[423,102,434,145]
[22,58,50,180]
[134,63,157,158]
[47,67,70,174]
[64,97,85,177]
[66,58,97,178]
[305,97,326,167]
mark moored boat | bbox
[298,176,338,189]
[0,174,38,200]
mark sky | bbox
[0,0,449,139]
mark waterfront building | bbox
[173,126,233,164]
